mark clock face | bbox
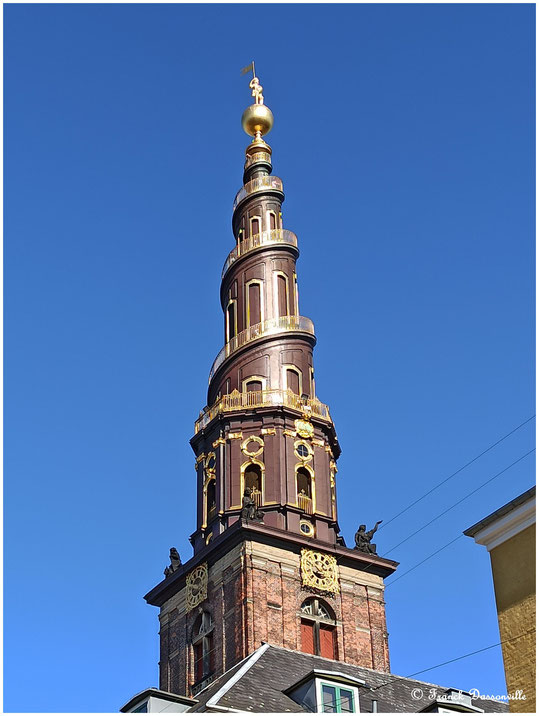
[186,564,208,610]
[301,549,338,593]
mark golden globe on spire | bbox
[240,61,274,140]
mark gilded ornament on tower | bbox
[301,549,339,593]
[241,61,274,140]
[295,418,314,439]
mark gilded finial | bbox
[249,76,264,105]
[240,61,274,140]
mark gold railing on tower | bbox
[222,229,298,277]
[298,492,313,515]
[233,175,283,210]
[194,388,332,434]
[250,488,262,508]
[209,315,315,381]
[245,152,272,168]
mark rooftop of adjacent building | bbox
[120,643,508,713]
[463,486,535,552]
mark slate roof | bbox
[189,644,508,713]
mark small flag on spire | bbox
[240,61,255,77]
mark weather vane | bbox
[240,60,264,105]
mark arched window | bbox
[297,466,313,514]
[192,611,214,683]
[300,598,336,660]
[269,211,277,230]
[245,379,262,393]
[286,368,301,395]
[226,301,237,342]
[250,217,260,236]
[276,274,289,317]
[247,280,262,326]
[244,463,262,508]
[206,478,216,523]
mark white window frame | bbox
[316,678,360,713]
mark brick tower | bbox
[144,68,398,698]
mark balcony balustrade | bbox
[222,229,298,277]
[233,175,283,210]
[209,315,315,381]
[250,488,262,508]
[298,492,313,515]
[194,388,331,434]
[245,151,272,168]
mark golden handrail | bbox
[298,493,313,515]
[233,175,283,210]
[209,315,315,382]
[245,152,272,168]
[222,229,298,277]
[194,388,331,434]
[250,488,262,508]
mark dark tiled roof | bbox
[190,644,508,713]
[189,657,251,711]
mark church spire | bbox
[191,63,341,551]
[143,74,397,698]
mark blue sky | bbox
[4,3,535,712]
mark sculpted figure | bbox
[249,76,264,105]
[164,547,182,577]
[354,521,383,555]
[241,488,263,521]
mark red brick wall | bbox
[159,540,391,697]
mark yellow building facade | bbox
[465,487,536,713]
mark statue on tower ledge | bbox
[241,489,263,521]
[354,520,383,555]
[163,547,182,577]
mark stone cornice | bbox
[144,520,398,607]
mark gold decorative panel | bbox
[301,549,339,593]
[295,419,314,439]
[186,563,208,611]
[241,435,264,457]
